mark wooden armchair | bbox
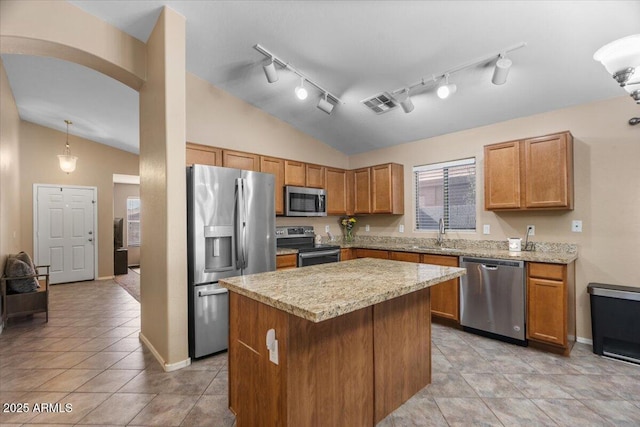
[1,264,50,325]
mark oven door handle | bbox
[298,249,341,259]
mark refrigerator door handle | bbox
[236,177,248,269]
[198,288,228,297]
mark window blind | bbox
[127,197,141,246]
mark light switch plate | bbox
[527,225,535,236]
[325,225,330,233]
[483,224,490,234]
[365,224,370,232]
[399,224,404,233]
[571,220,582,232]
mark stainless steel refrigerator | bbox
[187,164,276,359]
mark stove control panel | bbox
[276,226,315,239]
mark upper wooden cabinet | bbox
[186,142,222,166]
[371,163,404,214]
[346,170,355,216]
[284,160,306,187]
[306,164,326,189]
[484,131,573,211]
[260,156,285,215]
[325,167,348,215]
[223,149,260,171]
[354,168,371,214]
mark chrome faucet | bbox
[437,218,445,246]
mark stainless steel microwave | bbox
[284,186,327,217]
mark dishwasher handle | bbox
[481,264,499,271]
[198,288,228,297]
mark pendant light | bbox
[58,120,78,173]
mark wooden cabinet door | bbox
[260,156,285,215]
[346,170,355,216]
[422,254,459,322]
[186,142,222,166]
[524,132,573,209]
[484,140,521,210]
[355,249,388,259]
[284,160,306,186]
[340,248,354,261]
[389,251,420,262]
[276,254,297,270]
[306,164,325,189]
[371,163,404,214]
[326,168,347,215]
[354,168,371,214]
[527,276,566,346]
[223,150,259,171]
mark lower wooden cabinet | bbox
[340,248,355,261]
[526,262,575,355]
[276,254,297,270]
[389,251,420,262]
[355,249,389,259]
[421,254,460,323]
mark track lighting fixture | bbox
[254,43,343,112]
[436,75,457,99]
[263,57,279,83]
[492,55,512,85]
[317,93,335,114]
[295,78,308,100]
[362,42,526,114]
[594,34,640,104]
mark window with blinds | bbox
[414,158,476,231]
[127,197,141,246]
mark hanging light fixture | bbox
[594,34,640,104]
[317,92,335,114]
[437,74,457,99]
[58,120,77,174]
[394,88,414,113]
[492,54,513,85]
[295,78,308,100]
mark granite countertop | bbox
[277,240,577,264]
[219,258,466,323]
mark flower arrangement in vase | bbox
[341,217,356,243]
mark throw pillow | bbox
[4,256,39,293]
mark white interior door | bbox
[35,185,97,284]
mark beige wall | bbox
[349,95,640,340]
[0,58,21,322]
[113,183,141,266]
[19,121,139,279]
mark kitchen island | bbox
[219,258,466,426]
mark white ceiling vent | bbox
[361,92,398,114]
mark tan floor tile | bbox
[76,392,155,425]
[27,391,111,424]
[102,337,141,352]
[483,397,556,426]
[0,391,69,424]
[203,371,227,395]
[72,352,129,370]
[76,369,141,392]
[180,395,235,427]
[434,397,503,426]
[35,351,96,369]
[532,398,608,426]
[70,336,122,352]
[0,369,66,392]
[119,370,216,395]
[36,369,102,392]
[128,394,198,426]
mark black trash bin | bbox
[588,282,640,364]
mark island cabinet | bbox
[186,142,222,166]
[222,258,464,427]
[340,248,355,261]
[422,254,460,323]
[284,160,306,186]
[527,261,576,355]
[485,131,574,211]
[222,149,260,171]
[325,167,348,215]
[260,156,285,215]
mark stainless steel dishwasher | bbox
[459,257,526,344]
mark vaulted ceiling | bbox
[2,1,638,155]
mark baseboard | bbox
[577,336,593,346]
[98,275,114,281]
[0,321,4,335]
[139,332,191,372]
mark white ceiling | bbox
[3,1,639,155]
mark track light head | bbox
[263,58,279,83]
[295,78,308,100]
[437,76,457,99]
[317,93,335,114]
[394,88,414,113]
[492,56,512,85]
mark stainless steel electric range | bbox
[275,225,341,267]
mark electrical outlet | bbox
[325,225,330,233]
[365,224,370,232]
[483,224,490,234]
[399,224,404,233]
[527,225,535,236]
[571,220,582,232]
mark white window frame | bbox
[126,197,141,247]
[413,158,476,232]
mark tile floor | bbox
[1,279,639,426]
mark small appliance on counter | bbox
[276,225,340,267]
[187,164,276,359]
